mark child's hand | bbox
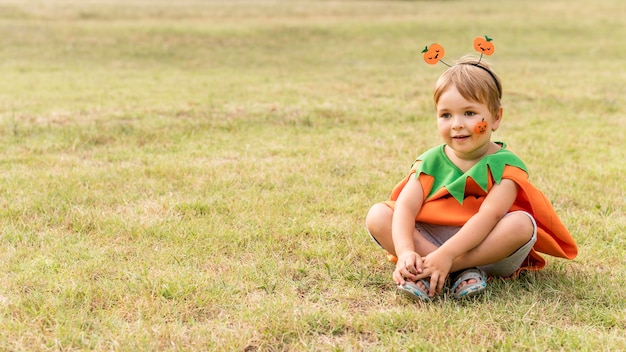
[419,251,454,297]
[393,252,423,285]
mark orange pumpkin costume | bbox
[383,142,577,273]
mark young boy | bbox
[365,56,577,301]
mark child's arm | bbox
[391,174,425,285]
[419,178,519,295]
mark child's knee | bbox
[365,203,391,233]
[505,212,535,241]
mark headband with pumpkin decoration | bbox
[422,35,494,67]
[422,35,500,95]
[422,35,499,135]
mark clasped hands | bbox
[393,249,455,298]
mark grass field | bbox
[0,0,624,350]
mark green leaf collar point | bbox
[413,142,528,204]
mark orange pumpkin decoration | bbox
[474,118,488,134]
[473,35,495,56]
[422,43,445,65]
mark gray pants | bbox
[415,211,537,277]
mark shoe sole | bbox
[397,282,431,302]
[453,281,487,299]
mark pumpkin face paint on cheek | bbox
[474,118,489,134]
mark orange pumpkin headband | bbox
[422,35,501,97]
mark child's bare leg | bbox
[365,203,395,253]
[365,203,438,257]
[367,204,440,294]
[449,212,534,290]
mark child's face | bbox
[436,85,502,160]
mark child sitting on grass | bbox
[365,54,577,301]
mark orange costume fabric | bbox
[383,144,577,273]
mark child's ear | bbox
[491,107,503,131]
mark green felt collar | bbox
[413,142,528,203]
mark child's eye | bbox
[465,111,476,116]
[440,113,451,118]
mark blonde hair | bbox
[433,55,502,116]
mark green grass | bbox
[0,0,624,350]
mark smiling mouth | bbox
[453,135,469,139]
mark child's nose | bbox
[451,115,464,129]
